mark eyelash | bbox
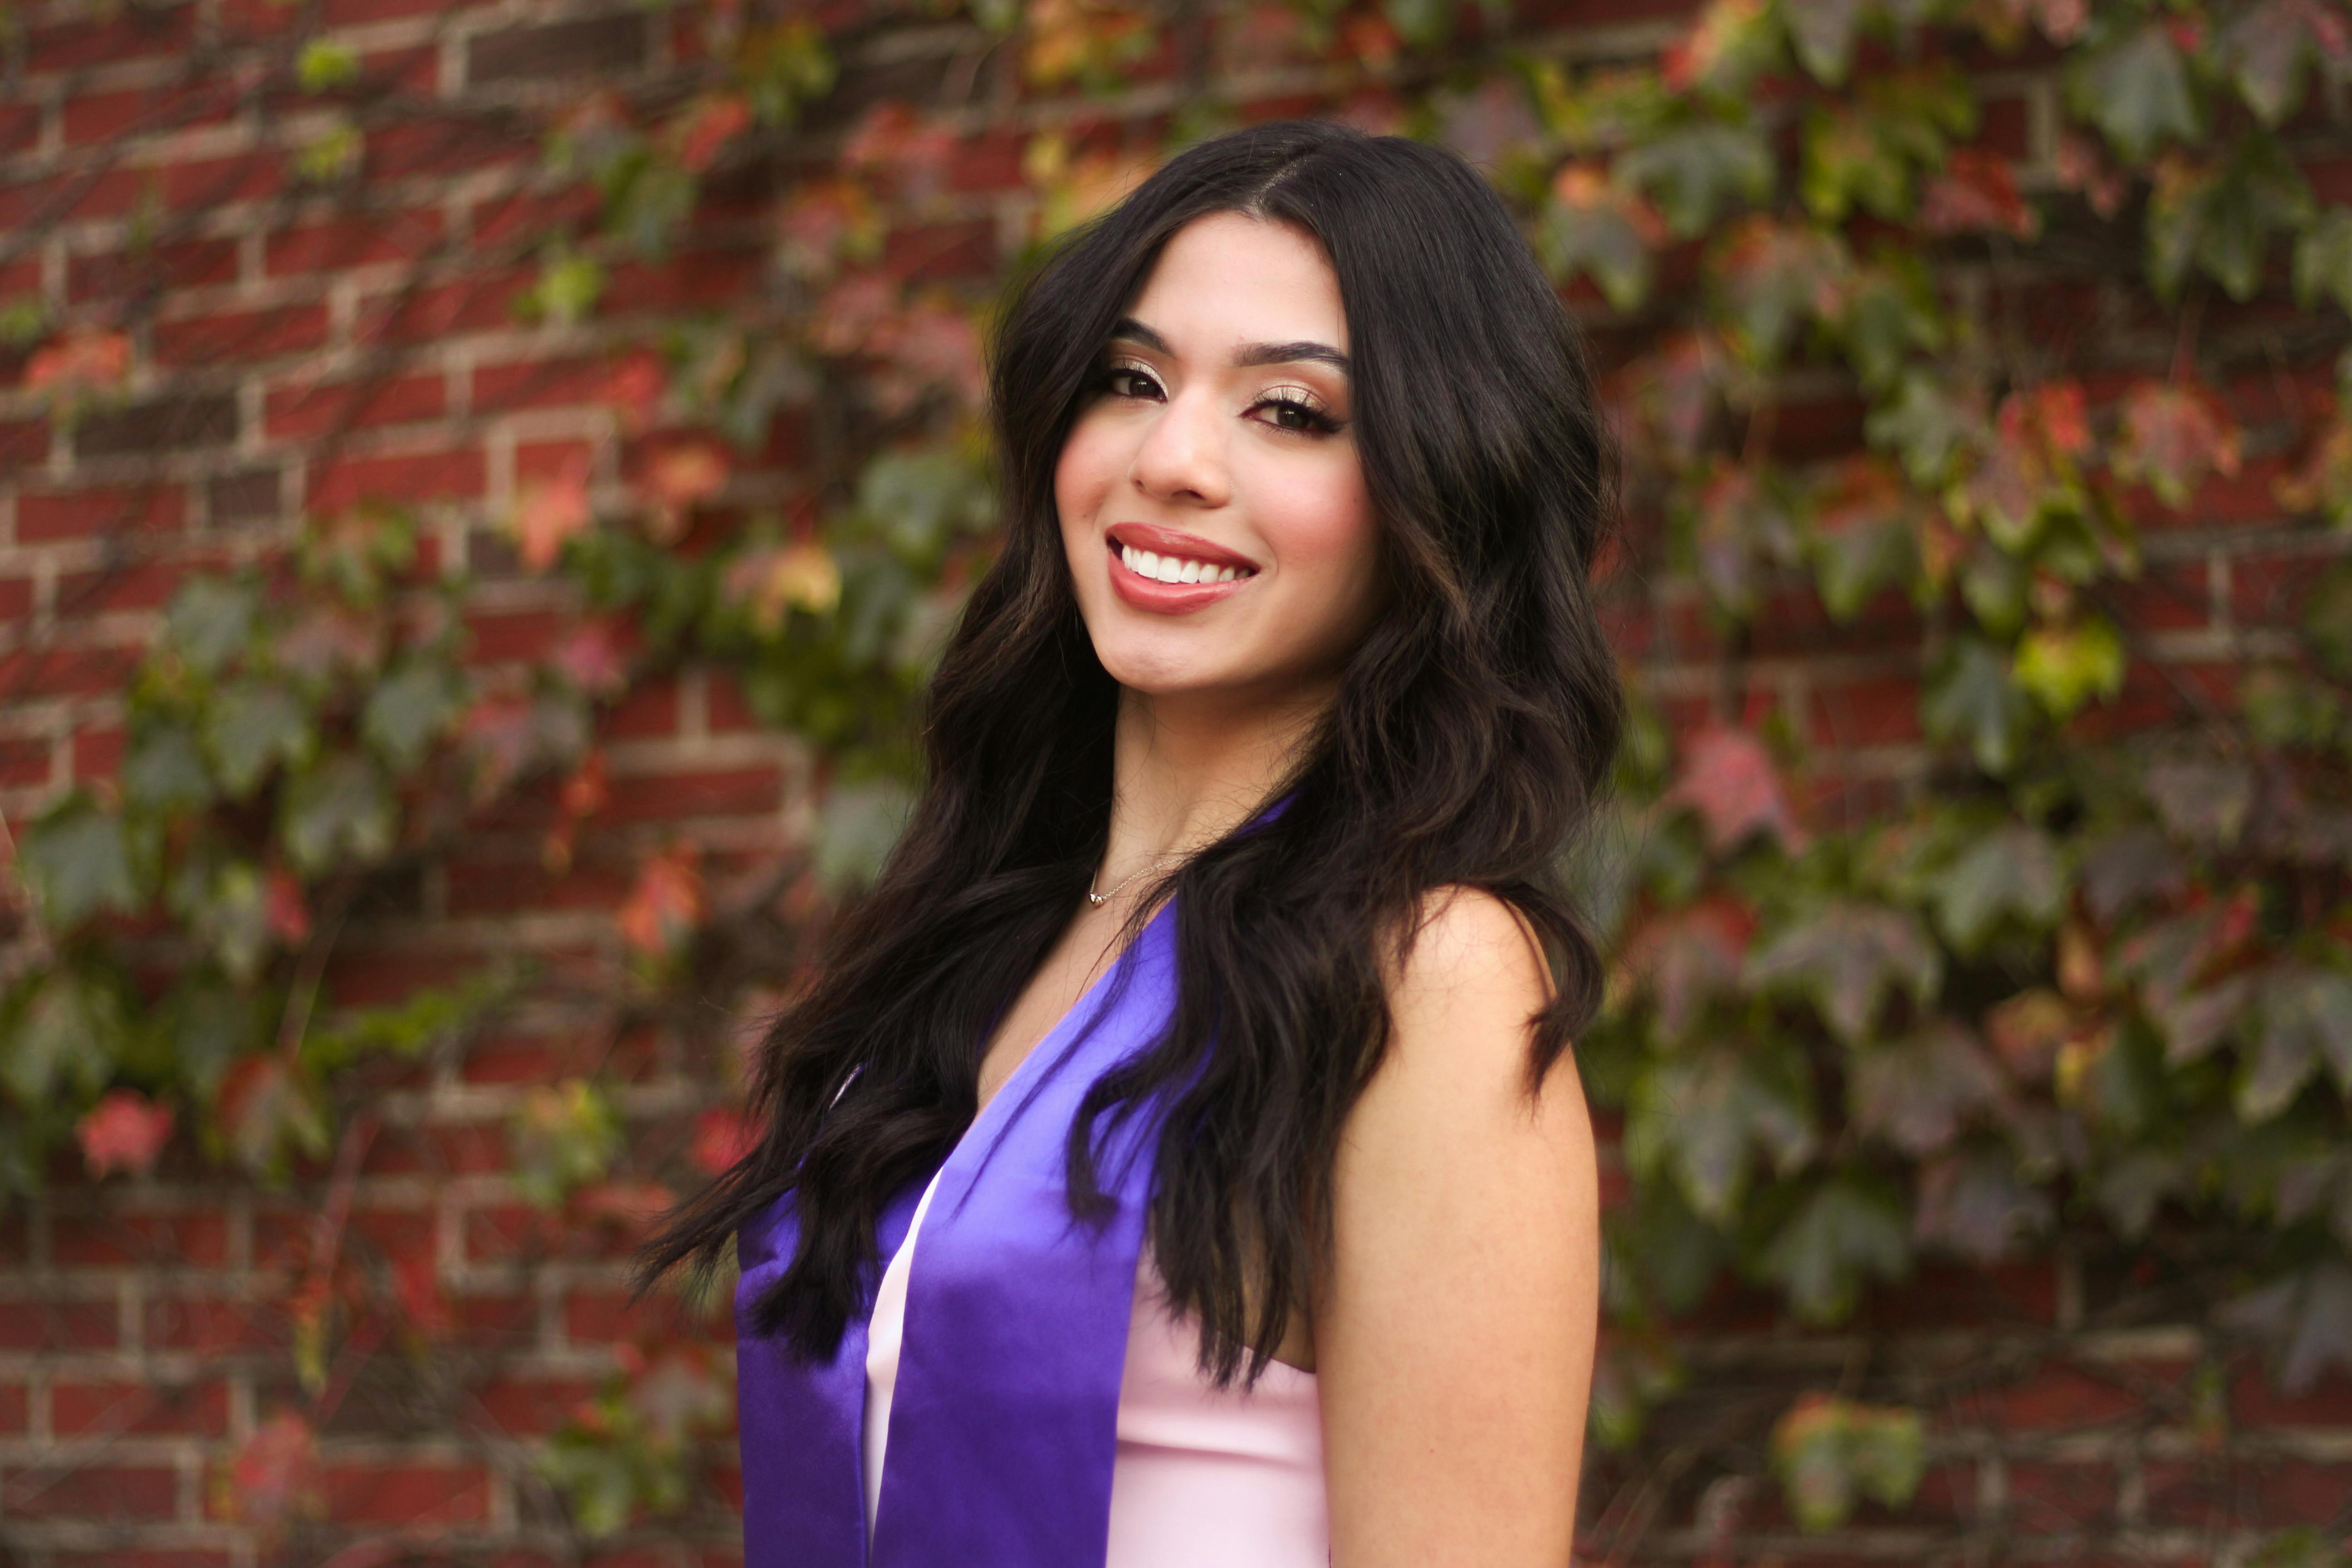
[1096,360,1342,436]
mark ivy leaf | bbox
[2217,0,2349,125]
[1866,369,1978,487]
[2220,1260,2352,1394]
[1664,725,1804,855]
[617,841,706,957]
[2237,965,2352,1122]
[122,719,216,815]
[1851,1019,2004,1156]
[1931,823,2066,953]
[2113,382,2243,508]
[2012,616,2125,719]
[15,797,142,932]
[1540,166,1666,312]
[2096,1147,2191,1238]
[1626,1047,1815,1224]
[278,753,397,877]
[205,680,314,799]
[363,662,462,772]
[163,576,259,677]
[1759,1175,1911,1324]
[212,1053,332,1180]
[1919,147,2038,239]
[2146,139,2313,303]
[1679,461,1805,618]
[1588,1325,1687,1451]
[511,1079,623,1210]
[1616,119,1774,238]
[1833,261,1942,394]
[2,968,127,1107]
[2294,208,2352,315]
[1712,219,1848,368]
[2145,756,2256,848]
[1770,1394,1926,1530]
[1618,898,1752,1044]
[78,1089,175,1178]
[1782,0,1871,82]
[2078,824,2186,923]
[2308,563,2352,679]
[1745,899,1941,1046]
[2150,972,2253,1066]
[1914,1144,2053,1261]
[1808,458,1923,621]
[211,1409,324,1538]
[2067,24,2200,165]
[1923,636,2029,774]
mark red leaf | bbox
[638,440,730,544]
[215,1410,324,1533]
[265,867,311,945]
[2054,131,2127,220]
[549,619,631,696]
[1919,148,2038,239]
[602,348,668,434]
[1667,727,1805,854]
[691,1105,760,1176]
[77,1090,174,1178]
[619,841,705,955]
[671,92,752,174]
[25,329,132,397]
[2113,381,2243,509]
[510,451,593,572]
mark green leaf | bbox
[1931,823,2065,953]
[1781,0,1870,82]
[1923,636,2029,774]
[2294,208,2352,315]
[1384,0,1451,47]
[1,968,127,1107]
[278,753,397,877]
[2238,965,2352,1123]
[1916,1144,2053,1261]
[295,39,360,92]
[363,662,461,772]
[2219,0,2336,125]
[519,247,606,328]
[1745,899,1941,1046]
[1616,120,1774,238]
[1835,261,1941,393]
[2220,1260,2352,1394]
[122,720,215,815]
[511,1079,622,1210]
[812,778,915,894]
[2011,617,2125,718]
[1850,1019,2002,1155]
[163,576,258,677]
[1627,1047,1816,1224]
[2307,563,2352,679]
[2068,24,2199,165]
[1539,170,1660,312]
[15,798,143,932]
[1770,1394,1927,1531]
[1866,370,1976,487]
[2144,757,2255,847]
[1759,1176,1911,1323]
[205,680,314,798]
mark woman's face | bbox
[1056,211,1383,707]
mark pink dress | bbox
[863,1165,1329,1566]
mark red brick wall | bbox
[0,0,2341,1562]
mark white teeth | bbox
[1115,542,1251,585]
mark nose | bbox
[1127,382,1229,509]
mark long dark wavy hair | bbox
[637,118,1625,1388]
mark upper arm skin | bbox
[1315,887,1601,1568]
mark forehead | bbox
[1125,212,1348,352]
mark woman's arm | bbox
[1317,886,1601,1567]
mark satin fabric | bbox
[735,894,1183,1568]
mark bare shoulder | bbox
[1377,884,1568,1099]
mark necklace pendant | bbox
[1088,891,1108,906]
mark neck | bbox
[1099,682,1330,887]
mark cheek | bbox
[1054,414,1122,539]
[1264,458,1379,595]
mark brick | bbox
[68,238,240,301]
[70,724,122,780]
[470,187,603,253]
[475,1371,598,1436]
[265,210,450,277]
[1972,1361,2150,1432]
[604,674,681,739]
[154,302,332,367]
[25,1,197,72]
[48,1208,232,1268]
[51,1379,230,1438]
[208,468,286,527]
[467,12,651,84]
[443,853,631,918]
[264,372,448,441]
[142,1293,288,1353]
[307,448,488,512]
[603,765,783,821]
[353,272,536,345]
[0,1381,25,1434]
[61,81,235,146]
[1,1463,180,1521]
[472,353,609,416]
[71,393,239,461]
[323,1460,491,1525]
[0,735,50,787]
[2003,1459,2115,1533]
[15,482,186,544]
[59,553,230,616]
[0,643,145,701]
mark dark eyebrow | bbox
[1109,316,1351,378]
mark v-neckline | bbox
[971,894,1173,1126]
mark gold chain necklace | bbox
[1087,850,1187,906]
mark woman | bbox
[640,118,1623,1567]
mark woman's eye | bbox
[1259,395,1335,434]
[1104,366,1161,399]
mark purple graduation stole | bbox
[733,894,1181,1568]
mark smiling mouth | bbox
[1113,542,1256,585]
